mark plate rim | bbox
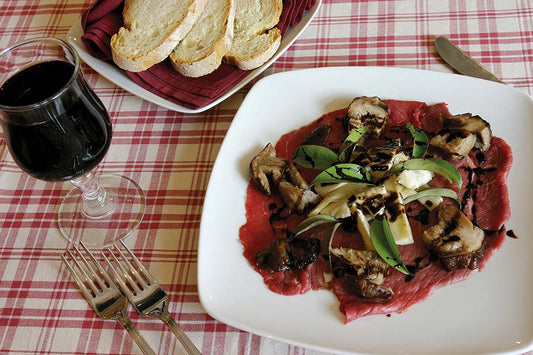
[198,66,533,355]
[66,1,322,114]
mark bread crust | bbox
[224,0,283,71]
[224,28,281,71]
[170,0,236,77]
[110,0,207,72]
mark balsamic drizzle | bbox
[405,256,430,282]
[506,229,518,239]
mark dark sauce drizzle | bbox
[268,203,290,235]
[405,256,431,282]
[506,229,518,239]
[461,164,497,226]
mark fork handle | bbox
[116,309,156,355]
[161,311,201,355]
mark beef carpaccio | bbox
[239,98,512,323]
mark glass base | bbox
[58,174,145,248]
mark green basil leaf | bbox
[343,127,367,148]
[339,143,356,163]
[428,157,463,188]
[293,215,338,236]
[405,123,429,159]
[370,217,411,275]
[310,163,372,186]
[403,187,460,206]
[292,145,340,169]
[387,158,462,187]
[339,127,367,162]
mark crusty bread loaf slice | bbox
[169,0,235,77]
[110,0,207,72]
[224,0,283,71]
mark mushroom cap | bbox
[331,248,393,300]
[250,143,285,195]
[422,204,485,270]
[249,143,320,213]
[430,129,477,160]
[429,113,493,160]
[346,96,389,137]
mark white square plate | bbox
[66,1,321,114]
[199,66,533,355]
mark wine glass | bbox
[0,37,145,247]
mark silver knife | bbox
[434,36,504,84]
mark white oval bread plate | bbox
[66,1,322,114]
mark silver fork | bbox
[103,241,201,355]
[62,243,156,355]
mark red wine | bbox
[0,60,111,181]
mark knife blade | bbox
[434,36,504,84]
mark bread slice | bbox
[110,0,207,72]
[169,0,236,77]
[224,0,283,71]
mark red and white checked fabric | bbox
[0,1,532,354]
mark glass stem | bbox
[69,171,116,218]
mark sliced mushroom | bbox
[446,113,492,151]
[309,183,387,218]
[278,180,322,214]
[255,237,321,271]
[429,113,492,160]
[331,248,393,300]
[429,128,477,161]
[250,143,286,195]
[345,96,389,137]
[349,139,403,173]
[250,143,320,213]
[422,204,485,271]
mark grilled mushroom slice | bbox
[429,113,492,160]
[250,143,320,213]
[255,237,321,271]
[250,143,286,195]
[309,184,387,219]
[430,130,476,161]
[278,180,322,213]
[345,96,389,137]
[349,139,404,173]
[446,113,492,151]
[422,204,485,271]
[331,248,393,301]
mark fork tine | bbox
[119,240,155,284]
[79,242,116,288]
[65,247,103,295]
[113,243,151,287]
[103,247,142,295]
[75,244,107,291]
[61,254,95,301]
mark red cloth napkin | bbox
[81,0,316,110]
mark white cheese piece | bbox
[314,182,348,198]
[353,207,374,251]
[319,201,351,219]
[388,211,414,245]
[369,152,411,182]
[383,175,416,200]
[397,169,434,190]
[385,193,414,245]
[420,195,443,211]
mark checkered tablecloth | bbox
[0,1,532,354]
